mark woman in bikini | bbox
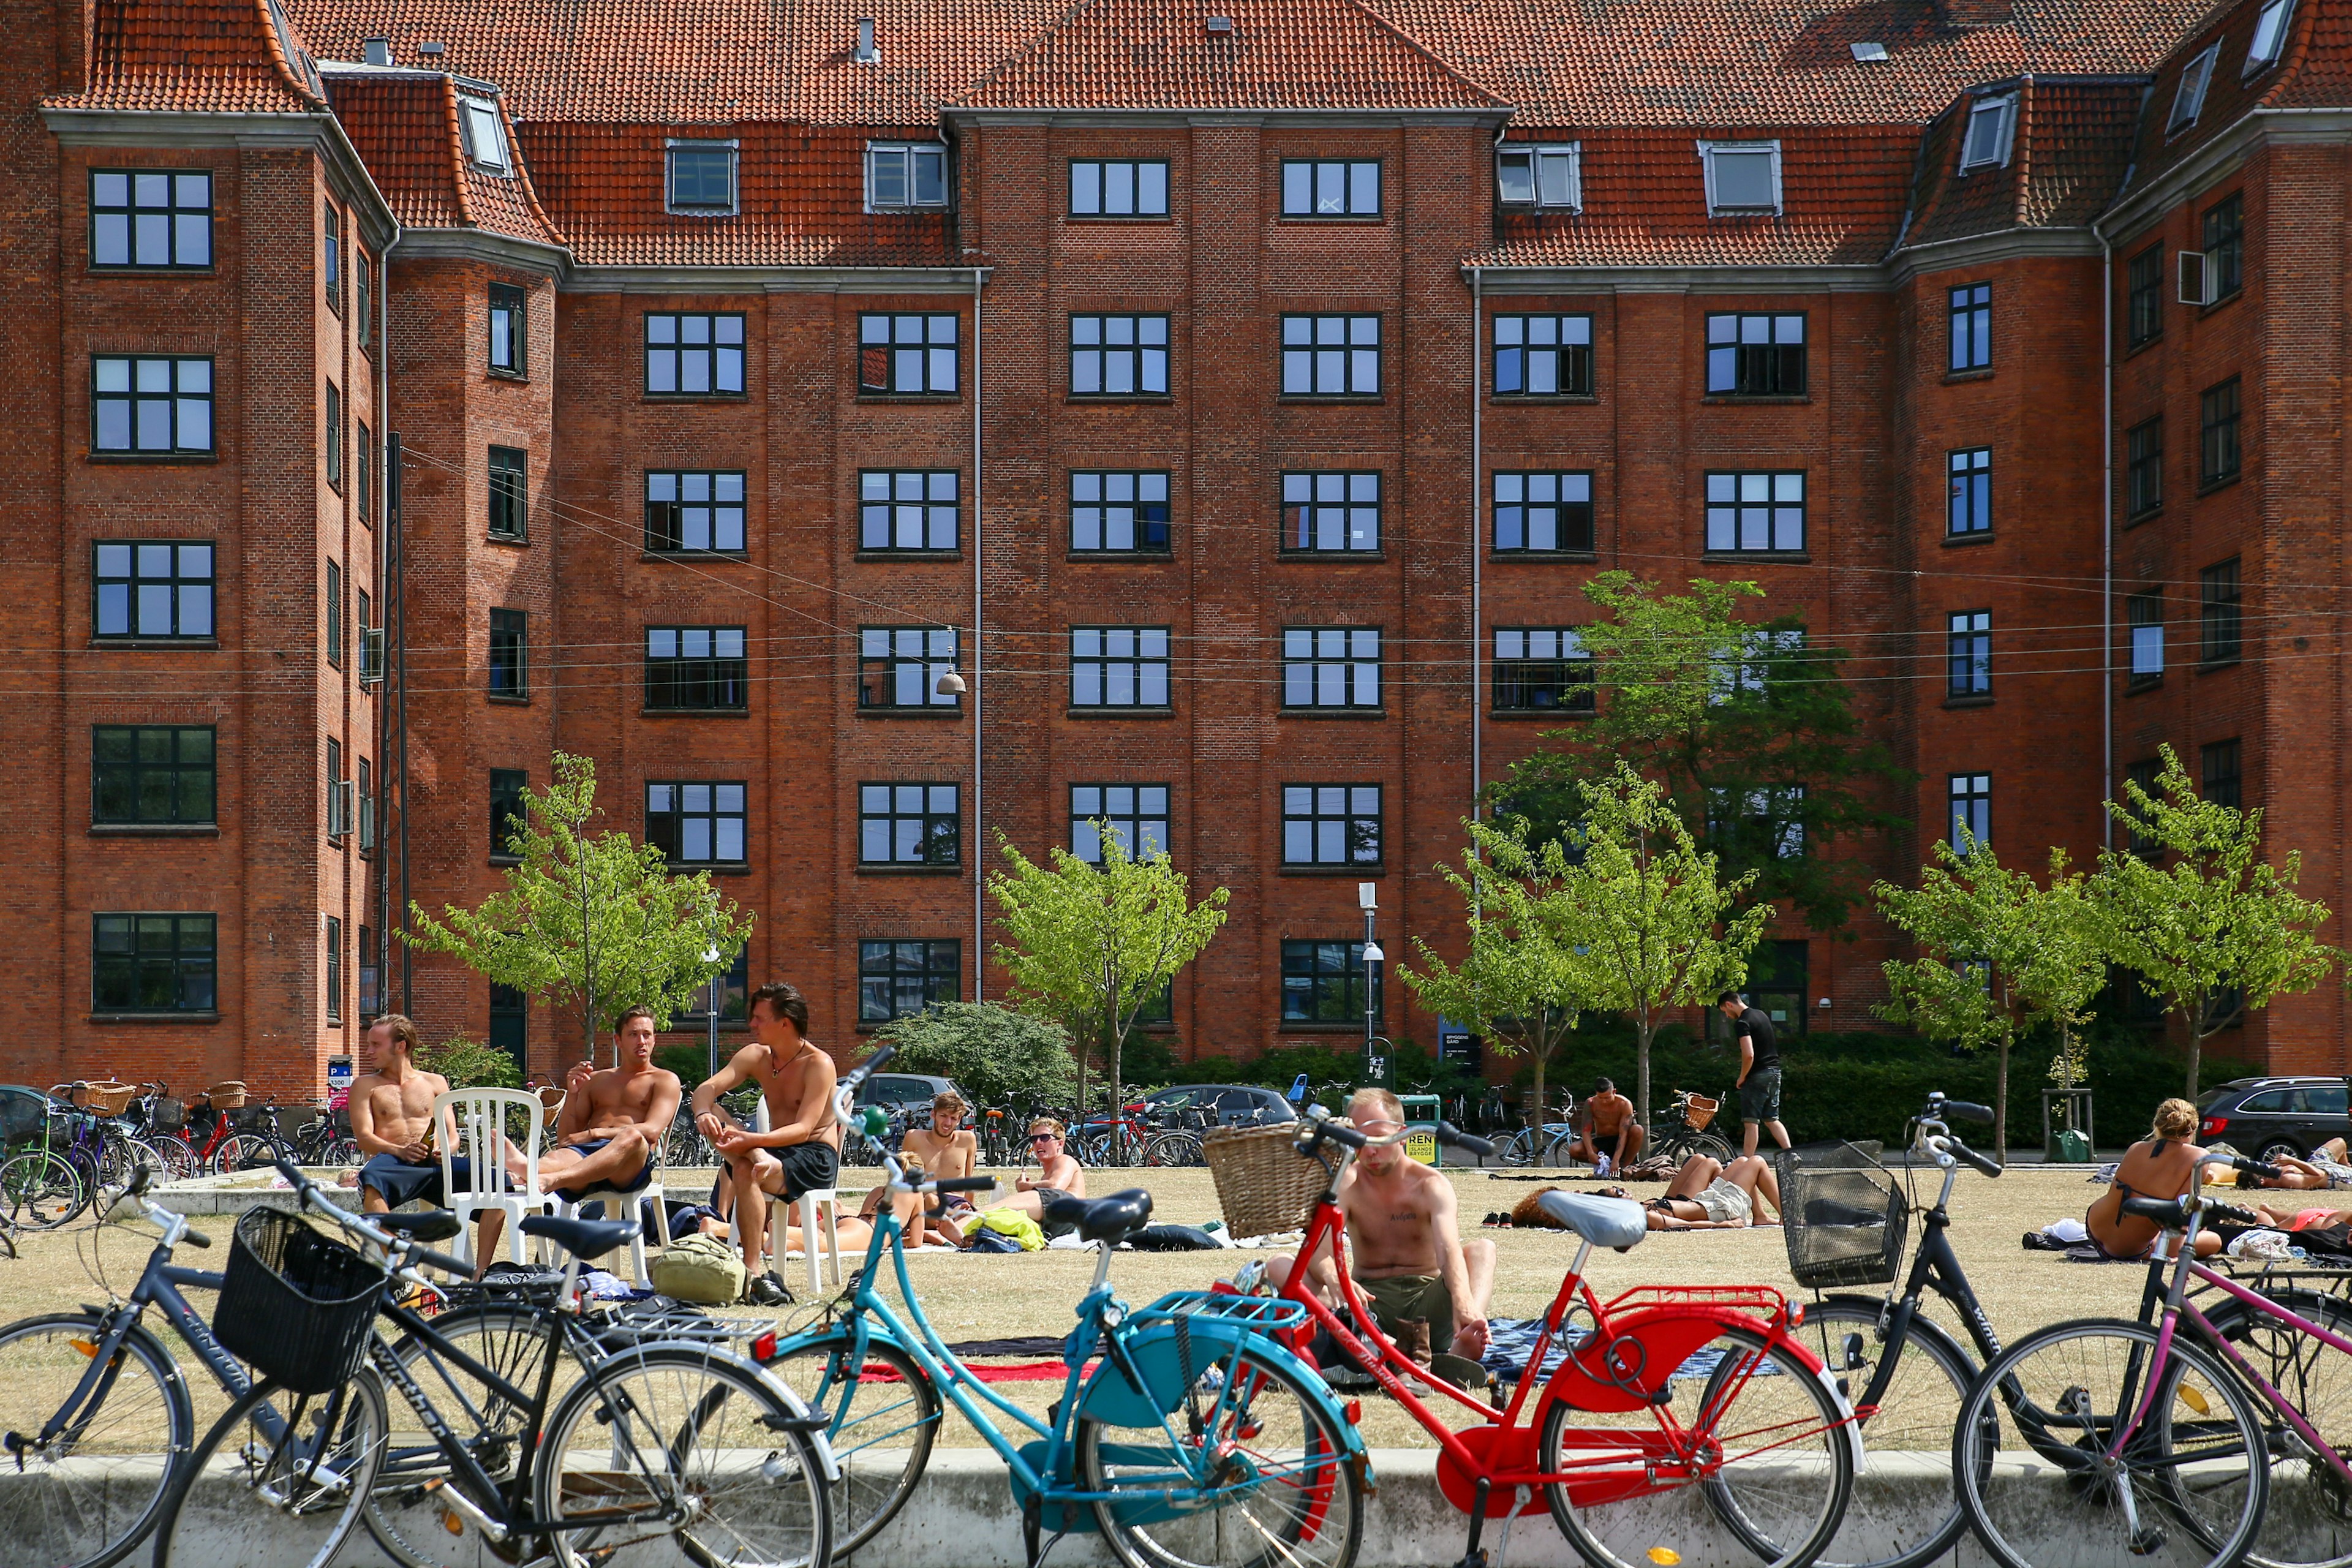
[1599,1152,1784,1230]
[2087,1098,2226,1259]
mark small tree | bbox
[1547,763,1773,1129]
[1398,818,1588,1120]
[417,1035,522,1090]
[874,1001,1079,1107]
[2092,745,2336,1099]
[405,753,752,1063]
[1875,837,2106,1162]
[988,826,1229,1126]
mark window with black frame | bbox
[1280,160,1379,217]
[2203,739,2242,809]
[1070,159,1169,216]
[1948,284,1991,371]
[92,725,214,825]
[325,915,342,1022]
[489,609,527,698]
[2127,418,2163,517]
[1281,472,1379,552]
[858,627,959,710]
[1070,783,1169,863]
[325,559,344,667]
[489,983,526,1064]
[667,141,738,214]
[859,783,960,866]
[1071,627,1170,709]
[647,781,747,865]
[326,382,342,490]
[489,282,526,374]
[1492,628,1593,714]
[2204,194,2244,300]
[681,949,748,1023]
[1070,315,1169,396]
[92,913,216,1014]
[490,768,528,859]
[1949,772,1991,849]
[1948,611,1991,699]
[2201,558,2242,665]
[91,170,212,268]
[645,312,746,395]
[2127,246,2163,346]
[1281,627,1379,709]
[1280,940,1380,1025]
[858,312,959,394]
[646,626,748,710]
[1071,470,1170,553]
[1749,940,1809,1036]
[92,356,212,454]
[2128,592,2165,685]
[489,445,527,539]
[647,470,747,553]
[1947,447,1991,535]
[1493,471,1593,553]
[2201,378,2241,486]
[1704,313,1804,396]
[95,541,213,639]
[859,470,958,552]
[859,939,960,1022]
[1707,785,1807,859]
[1281,784,1381,866]
[1703,472,1805,553]
[1280,315,1379,396]
[1492,314,1593,396]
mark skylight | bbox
[1496,144,1581,211]
[460,97,509,172]
[1699,141,1781,216]
[1958,96,2015,172]
[2245,0,2293,73]
[1850,41,1888,62]
[2168,43,2220,133]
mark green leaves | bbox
[873,1002,1077,1105]
[403,753,752,1058]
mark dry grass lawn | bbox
[6,1163,2344,1451]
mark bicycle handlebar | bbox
[1944,1136,2003,1178]
[1435,1120,1494,1158]
[1940,1099,1997,1125]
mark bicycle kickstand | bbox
[1022,1495,1042,1568]
[1455,1483,1532,1568]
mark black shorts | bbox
[551,1137,655,1204]
[774,1140,840,1203]
[361,1153,467,1208]
[1032,1186,1076,1239]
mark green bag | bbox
[650,1232,747,1304]
[2054,1129,2092,1163]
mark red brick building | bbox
[4,0,2346,1095]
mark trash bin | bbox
[1398,1093,1441,1167]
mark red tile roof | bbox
[50,0,325,113]
[2122,0,2318,201]
[1475,126,1919,268]
[325,67,564,245]
[957,0,1506,111]
[1899,75,2145,251]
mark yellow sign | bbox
[1405,1129,1439,1166]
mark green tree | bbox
[1490,572,1907,932]
[405,753,752,1063]
[1874,837,2106,1162]
[987,826,1229,1124]
[1398,818,1588,1121]
[873,1001,1079,1106]
[417,1035,522,1090]
[2092,745,2337,1100]
[1547,763,1774,1129]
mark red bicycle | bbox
[1278,1110,1858,1568]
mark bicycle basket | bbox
[1203,1123,1325,1239]
[76,1082,138,1116]
[207,1082,249,1110]
[151,1096,187,1132]
[215,1208,386,1394]
[1779,1142,1908,1289]
[230,1104,279,1134]
[1681,1094,1719,1133]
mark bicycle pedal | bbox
[1453,1553,1489,1568]
[2128,1528,2166,1557]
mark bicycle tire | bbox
[1144,1133,1203,1168]
[0,1310,195,1568]
[2182,1289,2352,1568]
[206,1133,278,1175]
[534,1343,833,1568]
[1954,1317,2269,1568]
[1789,1296,1981,1568]
[151,1370,391,1568]
[2,1148,88,1228]
[367,1301,564,1568]
[143,1134,200,1182]
[1501,1129,1540,1168]
[1542,1320,1854,1568]
[1079,1338,1362,1568]
[766,1332,940,1554]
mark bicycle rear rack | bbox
[1138,1289,1313,1333]
[1599,1283,1789,1317]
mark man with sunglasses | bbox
[965,1117,1087,1239]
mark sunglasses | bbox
[1029,1133,1061,1142]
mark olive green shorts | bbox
[1360,1273,1455,1341]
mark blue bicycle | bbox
[762,1046,1368,1568]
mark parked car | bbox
[1139,1084,1297,1128]
[2198,1076,2352,1163]
[853,1072,970,1117]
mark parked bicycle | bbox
[1498,1094,1575,1167]
[764,1044,1369,1568]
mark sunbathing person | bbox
[1611,1152,1782,1229]
[954,1117,1085,1239]
[2238,1138,2352,1191]
[2087,1098,2226,1259]
[780,1153,963,1254]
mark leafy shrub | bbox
[873,1003,1077,1106]
[418,1036,521,1090]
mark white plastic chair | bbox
[724,1098,843,1294]
[431,1089,551,1272]
[552,1131,672,1284]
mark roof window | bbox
[362,37,391,65]
[1698,141,1781,216]
[459,96,509,173]
[1958,95,2016,172]
[2245,0,2293,73]
[868,143,948,210]
[668,140,738,215]
[1849,41,1889,62]
[1496,143,1581,211]
[2168,43,2220,133]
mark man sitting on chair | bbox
[690,981,841,1306]
[537,1005,681,1210]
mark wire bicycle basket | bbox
[1780,1140,1909,1289]
[214,1208,386,1394]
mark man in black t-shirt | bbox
[1717,991,1791,1157]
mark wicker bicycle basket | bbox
[1681,1093,1720,1133]
[75,1082,138,1116]
[1780,1141,1909,1289]
[1203,1123,1327,1240]
[206,1082,249,1110]
[215,1208,386,1395]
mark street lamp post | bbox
[702,945,722,1080]
[1359,882,1387,1088]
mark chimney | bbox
[363,36,392,65]
[854,17,878,62]
[1937,0,2015,28]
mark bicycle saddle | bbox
[1535,1190,1648,1251]
[1042,1188,1154,1245]
[520,1213,640,1260]
[374,1208,463,1243]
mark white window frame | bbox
[1957,95,2016,172]
[2246,0,2294,72]
[865,142,950,212]
[1697,140,1782,216]
[458,96,510,173]
[666,138,740,216]
[1494,143,1582,211]
[2169,44,2220,134]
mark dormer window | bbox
[2245,0,2293,73]
[1698,141,1781,216]
[2169,43,2220,133]
[459,97,509,173]
[1958,96,2016,172]
[667,140,738,214]
[1496,143,1581,211]
[867,143,948,210]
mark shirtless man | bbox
[350,1014,456,1212]
[966,1117,1086,1239]
[530,1005,680,1221]
[1268,1088,1494,1373]
[1566,1078,1645,1175]
[690,981,840,1305]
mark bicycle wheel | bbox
[1954,1317,2269,1568]
[1691,1132,1735,1163]
[1144,1133,1203,1168]
[151,1370,391,1568]
[0,1310,194,1568]
[535,1343,832,1568]
[2187,1289,2352,1568]
[1787,1297,1980,1568]
[766,1331,939,1553]
[1501,1129,1539,1168]
[1542,1321,1854,1568]
[1,1148,86,1228]
[367,1301,565,1568]
[143,1134,200,1182]
[1079,1338,1362,1568]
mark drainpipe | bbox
[1470,265,1483,819]
[374,232,396,1022]
[971,265,985,1001]
[2098,225,2114,850]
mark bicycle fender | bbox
[1075,1322,1368,1462]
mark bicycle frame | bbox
[29,1223,240,1452]
[1841,1140,2007,1413]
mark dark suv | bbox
[2198,1076,2352,1163]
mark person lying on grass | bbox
[1596,1151,1784,1230]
